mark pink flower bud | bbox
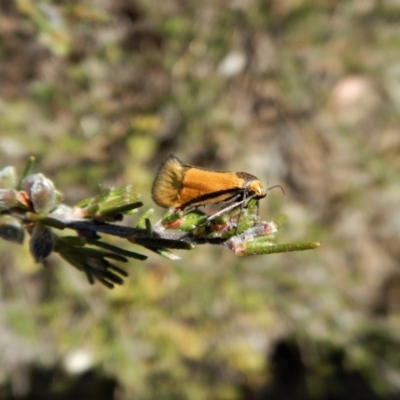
[21,173,57,214]
[0,189,18,210]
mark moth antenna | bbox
[267,185,285,196]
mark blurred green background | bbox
[1,0,400,399]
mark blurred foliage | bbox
[1,0,400,399]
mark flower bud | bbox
[0,166,17,189]
[29,224,54,262]
[0,189,18,210]
[0,216,24,244]
[21,173,57,214]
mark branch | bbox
[0,157,320,288]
